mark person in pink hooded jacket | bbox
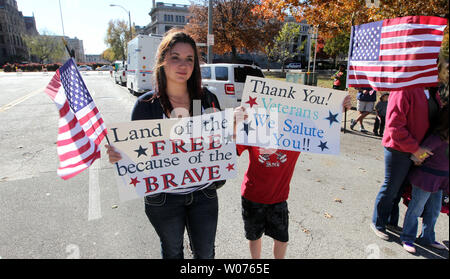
[370,86,441,240]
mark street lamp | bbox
[109,4,133,39]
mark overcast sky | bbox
[16,0,191,54]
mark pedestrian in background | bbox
[350,87,377,133]
[373,93,389,137]
[105,28,223,259]
[400,104,448,254]
[332,64,347,91]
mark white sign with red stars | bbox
[237,76,348,155]
[109,110,237,202]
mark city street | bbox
[0,72,448,259]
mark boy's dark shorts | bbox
[241,196,289,243]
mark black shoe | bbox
[350,119,356,130]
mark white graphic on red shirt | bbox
[258,152,287,168]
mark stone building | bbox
[0,0,34,64]
[143,1,189,35]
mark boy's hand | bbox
[234,106,248,125]
[233,106,248,140]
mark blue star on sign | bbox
[318,141,329,152]
[325,111,339,126]
[134,145,148,158]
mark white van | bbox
[126,34,162,95]
[200,63,264,109]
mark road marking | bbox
[0,88,44,113]
[88,159,102,221]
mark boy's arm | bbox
[236,144,249,157]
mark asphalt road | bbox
[0,71,448,259]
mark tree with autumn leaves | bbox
[185,0,281,61]
[253,0,449,60]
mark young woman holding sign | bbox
[105,29,222,259]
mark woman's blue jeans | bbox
[401,186,442,244]
[144,188,218,259]
[372,147,412,231]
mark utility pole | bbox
[207,0,213,63]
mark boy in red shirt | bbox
[234,96,351,259]
[236,145,300,259]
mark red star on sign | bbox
[246,96,258,108]
[130,177,140,187]
[226,163,235,171]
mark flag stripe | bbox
[58,140,92,161]
[380,34,444,44]
[58,151,101,180]
[381,28,444,39]
[349,70,438,84]
[380,46,441,55]
[349,64,437,73]
[348,76,438,90]
[347,83,439,92]
[380,40,443,50]
[379,52,440,61]
[382,15,448,27]
[57,129,86,146]
[58,115,79,133]
[58,148,100,170]
[350,68,437,79]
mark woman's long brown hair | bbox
[152,28,202,116]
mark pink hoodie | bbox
[382,87,437,154]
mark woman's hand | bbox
[105,144,122,164]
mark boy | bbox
[236,146,300,259]
[233,95,351,259]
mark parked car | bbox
[96,65,114,71]
[200,63,264,109]
[114,64,127,86]
[286,62,302,69]
[78,65,93,71]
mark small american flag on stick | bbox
[45,59,107,180]
[347,16,448,91]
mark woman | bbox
[105,29,222,259]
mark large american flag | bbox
[45,59,107,180]
[347,16,448,91]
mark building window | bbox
[165,14,174,22]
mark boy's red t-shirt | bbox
[237,145,301,204]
